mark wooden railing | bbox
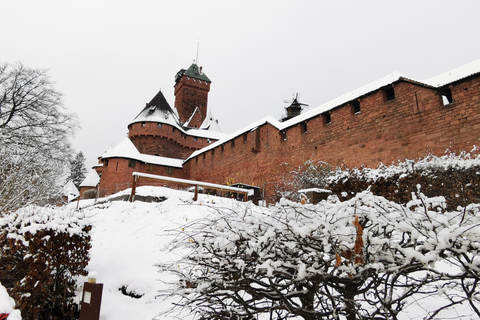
[130,172,252,202]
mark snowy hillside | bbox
[72,187,252,320]
[71,182,480,320]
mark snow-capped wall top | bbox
[421,59,480,87]
[101,138,184,168]
[79,169,100,188]
[187,59,480,161]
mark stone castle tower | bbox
[126,63,220,160]
[174,63,211,128]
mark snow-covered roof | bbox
[129,90,226,141]
[79,169,100,188]
[101,138,184,168]
[130,90,182,129]
[187,59,480,161]
[62,180,80,201]
[421,59,480,87]
[200,109,222,132]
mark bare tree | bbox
[159,191,480,320]
[0,62,78,212]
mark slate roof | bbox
[130,90,180,128]
[175,63,211,83]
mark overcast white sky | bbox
[2,1,480,169]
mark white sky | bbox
[2,0,480,169]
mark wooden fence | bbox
[130,172,252,202]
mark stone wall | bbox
[185,75,480,203]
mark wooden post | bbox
[194,185,198,201]
[130,175,137,202]
[79,280,103,320]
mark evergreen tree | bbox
[69,151,87,188]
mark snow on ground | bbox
[72,186,250,320]
[0,282,21,320]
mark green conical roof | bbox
[175,63,211,83]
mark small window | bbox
[385,86,395,101]
[243,133,248,143]
[441,88,453,105]
[195,156,198,163]
[352,101,361,114]
[172,127,176,132]
[211,149,215,156]
[208,139,212,144]
[148,164,155,171]
[193,136,198,141]
[231,139,235,148]
[221,145,225,152]
[300,121,307,134]
[128,160,136,168]
[280,131,287,142]
[141,122,146,127]
[157,123,162,128]
[203,153,206,160]
[324,113,331,125]
[166,167,174,174]
[104,159,109,166]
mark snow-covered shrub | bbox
[277,160,334,202]
[0,206,91,320]
[161,192,480,320]
[327,152,480,209]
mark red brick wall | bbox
[185,76,480,202]
[174,76,210,126]
[98,157,188,197]
[128,122,215,158]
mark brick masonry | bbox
[185,76,480,202]
[174,76,210,127]
[97,67,480,202]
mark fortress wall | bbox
[97,157,188,197]
[185,75,480,202]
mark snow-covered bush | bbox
[161,191,480,320]
[276,160,334,201]
[0,206,91,320]
[327,152,480,209]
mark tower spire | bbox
[196,41,200,65]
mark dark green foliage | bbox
[68,151,87,188]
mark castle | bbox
[81,60,480,203]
